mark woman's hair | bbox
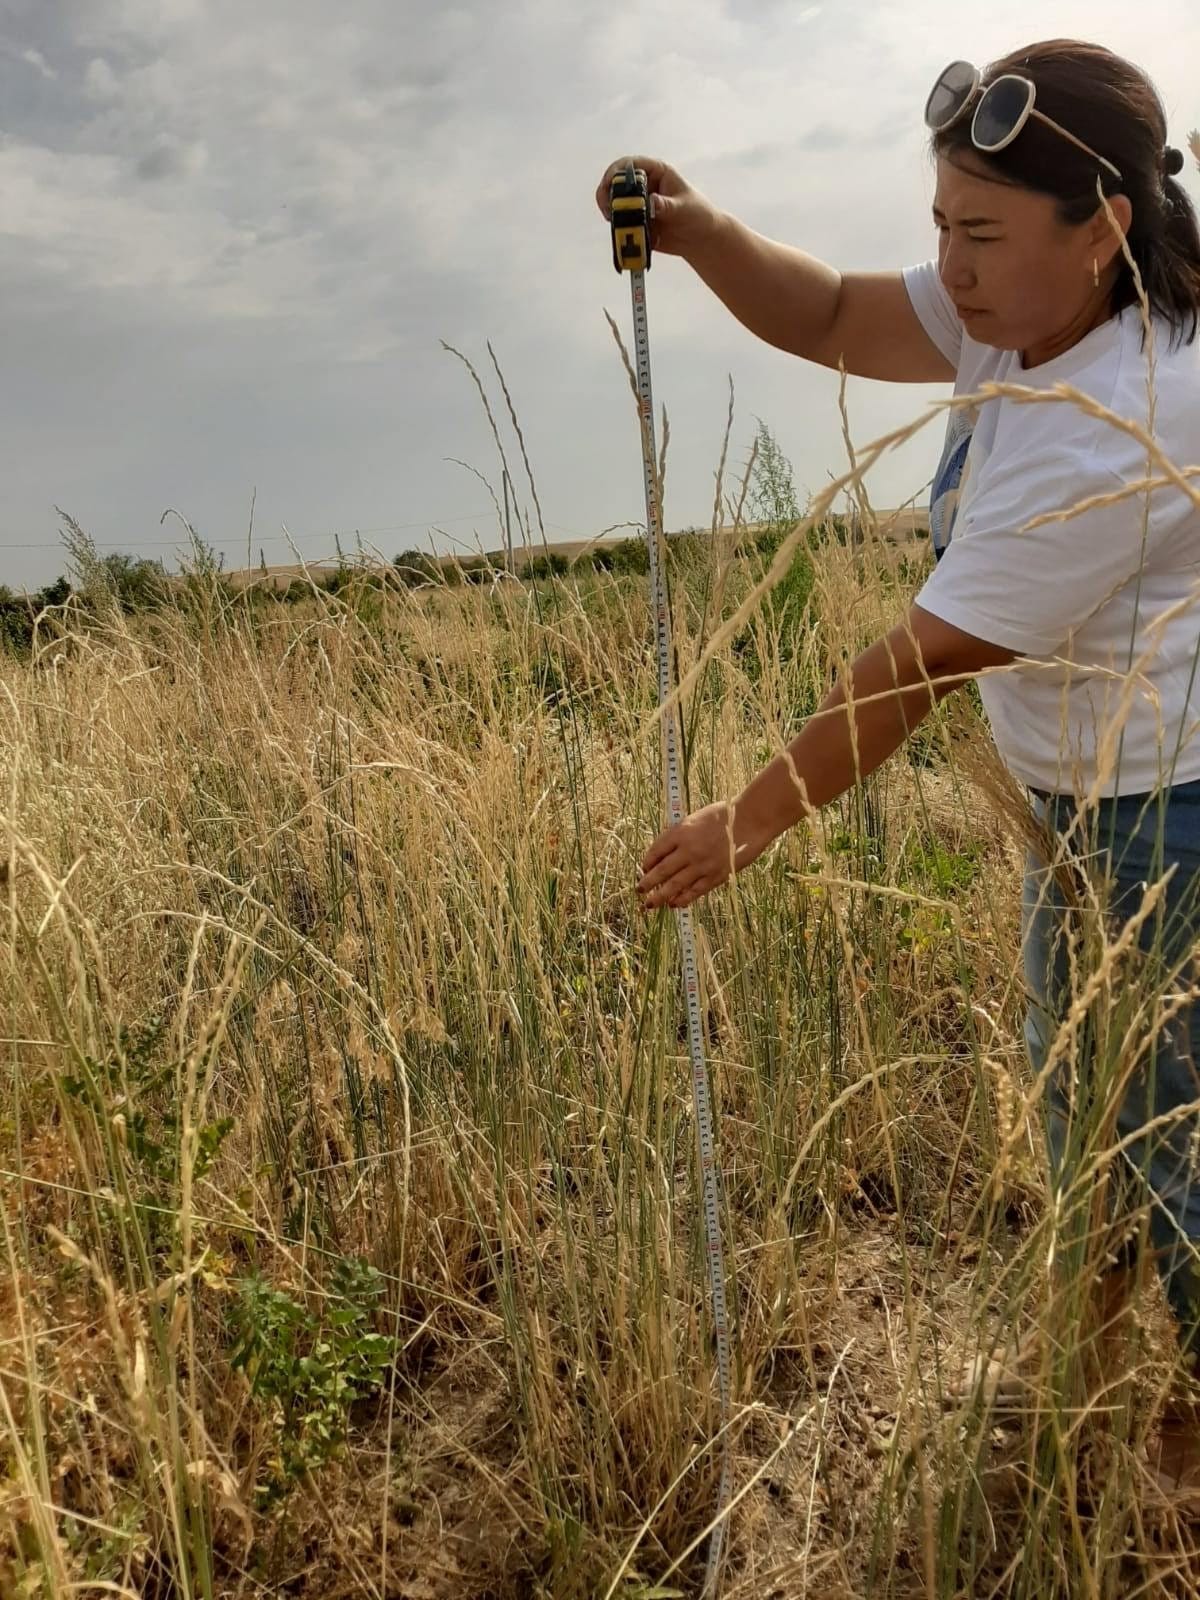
[932,39,1200,346]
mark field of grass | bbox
[3,376,1200,1598]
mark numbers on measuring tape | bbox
[609,167,732,1591]
[613,248,734,1593]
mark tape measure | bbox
[610,162,733,1596]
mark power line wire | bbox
[0,509,497,554]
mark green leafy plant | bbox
[229,1256,394,1500]
[748,417,802,541]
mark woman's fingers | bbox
[639,825,684,882]
[641,868,709,911]
[637,858,683,897]
[596,155,663,218]
[638,805,735,906]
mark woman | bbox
[597,40,1200,1489]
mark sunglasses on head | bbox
[924,60,1123,183]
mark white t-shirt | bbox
[903,259,1200,798]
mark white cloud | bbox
[0,142,292,316]
[74,0,205,46]
[135,138,209,182]
[21,47,57,80]
[83,57,120,100]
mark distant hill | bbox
[223,511,929,588]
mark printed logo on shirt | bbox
[929,406,976,563]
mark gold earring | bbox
[1093,257,1100,287]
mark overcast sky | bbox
[1,0,1198,589]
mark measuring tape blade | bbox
[612,164,733,1595]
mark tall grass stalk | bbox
[3,316,1200,1596]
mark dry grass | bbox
[1,508,1197,1598]
[4,183,1200,1589]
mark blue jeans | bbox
[1022,778,1200,1362]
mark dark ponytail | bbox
[933,41,1200,346]
[1152,161,1200,343]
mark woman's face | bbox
[932,153,1131,363]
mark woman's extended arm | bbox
[636,607,1014,910]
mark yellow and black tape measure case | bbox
[610,165,652,273]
